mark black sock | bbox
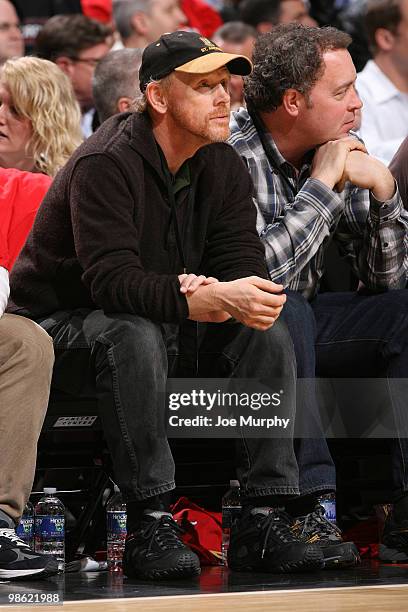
[243,495,288,509]
[393,493,408,523]
[285,494,319,518]
[126,493,172,533]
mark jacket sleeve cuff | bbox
[301,178,343,227]
[369,180,402,223]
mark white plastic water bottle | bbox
[16,501,34,548]
[35,488,65,571]
[106,485,127,571]
[319,493,336,523]
[221,480,242,566]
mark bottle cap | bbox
[43,487,57,495]
[230,480,240,488]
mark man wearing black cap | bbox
[9,31,324,580]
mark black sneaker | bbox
[123,510,201,580]
[291,504,360,569]
[379,511,408,563]
[228,506,324,573]
[0,511,58,580]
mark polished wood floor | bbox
[1,562,408,612]
[3,585,408,612]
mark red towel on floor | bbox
[172,497,222,565]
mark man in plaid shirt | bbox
[229,23,408,565]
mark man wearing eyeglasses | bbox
[35,13,112,137]
[0,1,23,65]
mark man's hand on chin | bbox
[336,150,396,201]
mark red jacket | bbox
[181,0,222,38]
[81,0,112,23]
[0,168,51,271]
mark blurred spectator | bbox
[92,48,142,123]
[309,0,341,26]
[337,0,370,72]
[220,0,241,22]
[10,0,81,53]
[0,0,23,65]
[113,0,186,49]
[390,135,408,210]
[181,0,223,38]
[240,0,316,33]
[0,57,82,176]
[213,21,256,109]
[356,0,408,164]
[35,14,112,137]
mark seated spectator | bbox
[10,31,332,580]
[0,167,56,580]
[213,21,256,109]
[35,14,112,137]
[92,48,142,123]
[0,0,23,65]
[112,0,186,50]
[229,23,408,565]
[356,0,408,164]
[0,56,82,176]
[0,55,82,580]
[240,0,316,33]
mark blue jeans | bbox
[283,289,408,499]
[38,310,300,502]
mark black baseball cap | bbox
[139,30,252,92]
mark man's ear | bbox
[117,96,133,113]
[145,82,168,115]
[282,88,301,117]
[55,56,74,77]
[131,11,148,37]
[375,27,396,52]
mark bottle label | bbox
[16,517,34,539]
[107,511,127,535]
[222,505,242,530]
[35,515,65,538]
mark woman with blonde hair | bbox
[0,56,82,177]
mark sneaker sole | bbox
[322,543,361,569]
[379,543,408,563]
[230,547,324,574]
[0,558,59,580]
[124,557,201,580]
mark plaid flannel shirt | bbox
[228,108,408,300]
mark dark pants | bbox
[38,310,300,502]
[283,288,408,499]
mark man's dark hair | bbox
[34,14,112,61]
[93,49,142,123]
[239,0,281,28]
[364,0,402,54]
[213,21,257,45]
[244,23,352,113]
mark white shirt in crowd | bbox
[81,108,96,139]
[0,266,9,318]
[356,59,408,165]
